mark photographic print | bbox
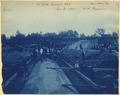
[1,1,119,94]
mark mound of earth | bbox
[68,40,98,50]
[64,40,100,59]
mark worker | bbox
[39,47,43,62]
[79,44,85,64]
[50,48,54,59]
[75,46,78,50]
[103,75,114,93]
[33,49,38,60]
[108,44,112,53]
[79,44,83,50]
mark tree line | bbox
[2,29,118,45]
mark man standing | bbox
[33,49,38,60]
[80,44,85,64]
[40,47,43,62]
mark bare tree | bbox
[96,28,105,36]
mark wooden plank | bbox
[26,57,33,64]
[93,68,117,71]
[65,61,98,86]
[62,84,106,88]
[84,58,115,62]
[68,58,115,63]
[46,67,74,70]
[2,73,17,88]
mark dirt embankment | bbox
[2,49,32,66]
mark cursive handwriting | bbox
[36,2,109,11]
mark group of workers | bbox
[92,43,118,53]
[33,45,63,62]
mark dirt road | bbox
[21,59,78,94]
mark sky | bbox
[1,1,119,37]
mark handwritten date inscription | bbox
[36,2,109,11]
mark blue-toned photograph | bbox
[1,1,119,94]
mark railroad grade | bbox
[2,51,118,94]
